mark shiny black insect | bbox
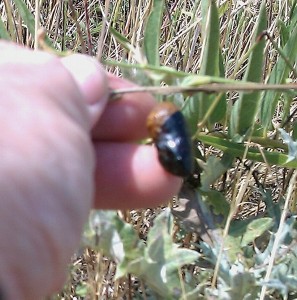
[147,102,194,177]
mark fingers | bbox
[0,45,90,132]
[0,41,155,141]
[93,142,182,209]
[0,42,110,129]
[0,41,52,65]
[91,75,182,209]
[92,74,156,141]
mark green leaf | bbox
[0,17,10,40]
[109,26,135,52]
[84,210,199,299]
[288,2,297,29]
[10,0,53,47]
[200,189,230,219]
[199,0,220,77]
[198,133,297,168]
[143,0,165,66]
[11,0,35,36]
[226,217,273,262]
[260,19,297,133]
[281,93,294,127]
[279,128,297,162]
[202,10,226,126]
[259,188,281,230]
[84,211,145,279]
[240,218,273,247]
[75,283,88,297]
[200,154,234,191]
[200,0,209,34]
[277,19,290,48]
[229,1,267,139]
[229,271,258,300]
[83,210,144,268]
[183,0,226,131]
[141,209,199,299]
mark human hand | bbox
[0,42,181,299]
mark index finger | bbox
[92,74,156,142]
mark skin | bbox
[0,42,182,299]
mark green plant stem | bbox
[109,82,297,98]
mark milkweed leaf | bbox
[143,0,165,66]
[229,1,267,139]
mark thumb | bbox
[61,54,109,127]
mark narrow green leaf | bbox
[289,2,297,29]
[143,0,164,66]
[10,0,53,47]
[183,0,226,132]
[277,19,290,48]
[109,27,135,52]
[229,1,267,139]
[11,0,35,36]
[198,134,297,168]
[200,0,209,34]
[199,0,225,126]
[260,16,297,133]
[199,0,220,77]
[0,17,10,40]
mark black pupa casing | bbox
[155,110,193,177]
[145,101,193,178]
